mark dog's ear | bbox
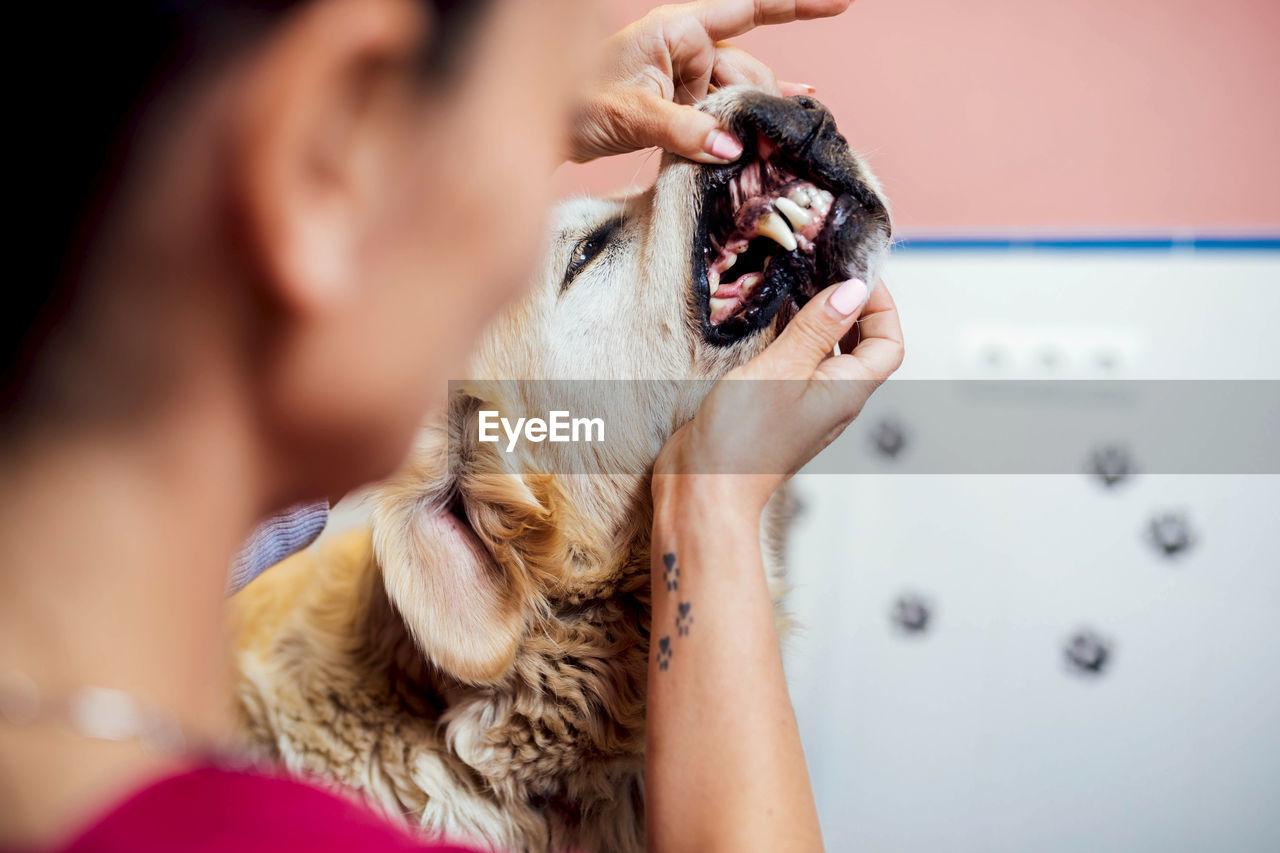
[371,400,567,684]
[373,479,523,684]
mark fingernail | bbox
[827,278,868,317]
[705,129,743,161]
[797,83,817,93]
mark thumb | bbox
[635,93,744,164]
[767,278,869,374]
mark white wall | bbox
[786,250,1280,852]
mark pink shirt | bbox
[39,764,480,853]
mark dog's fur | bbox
[232,88,890,852]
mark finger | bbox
[711,43,781,94]
[629,91,745,163]
[778,80,817,96]
[815,339,902,384]
[657,11,718,105]
[766,278,869,375]
[695,0,854,42]
[816,282,904,381]
[670,48,715,106]
[849,281,903,352]
[832,281,888,353]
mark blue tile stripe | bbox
[893,235,1280,252]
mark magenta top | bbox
[39,764,481,853]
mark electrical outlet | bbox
[961,326,1142,379]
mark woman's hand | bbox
[567,0,854,164]
[654,278,904,513]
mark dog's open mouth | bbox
[703,136,835,330]
[694,96,890,345]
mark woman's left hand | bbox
[567,0,854,165]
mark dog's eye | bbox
[561,218,622,293]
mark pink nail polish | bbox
[827,278,868,316]
[706,130,743,161]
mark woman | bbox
[0,1,902,851]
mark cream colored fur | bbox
[232,88,887,852]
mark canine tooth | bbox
[756,212,797,252]
[720,253,737,272]
[709,297,732,316]
[774,196,812,229]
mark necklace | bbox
[0,669,191,754]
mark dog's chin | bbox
[692,120,890,347]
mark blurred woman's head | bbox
[4,0,600,505]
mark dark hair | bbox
[3,0,487,411]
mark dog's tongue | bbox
[713,271,759,299]
[710,272,765,323]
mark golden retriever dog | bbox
[233,87,891,852]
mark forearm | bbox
[644,477,822,853]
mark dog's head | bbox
[373,88,891,683]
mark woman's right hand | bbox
[653,278,904,513]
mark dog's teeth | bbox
[774,197,812,230]
[721,253,737,272]
[789,186,814,208]
[756,212,797,252]
[709,297,732,316]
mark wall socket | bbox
[960,326,1143,379]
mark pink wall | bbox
[555,0,1280,231]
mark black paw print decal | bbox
[1147,510,1195,558]
[1089,444,1135,487]
[891,594,931,634]
[662,553,680,592]
[1064,630,1111,675]
[872,418,908,459]
[676,602,693,636]
[656,636,673,671]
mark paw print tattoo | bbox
[676,602,693,636]
[656,636,673,671]
[662,552,680,592]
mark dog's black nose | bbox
[789,94,835,122]
[725,92,886,223]
[729,92,833,158]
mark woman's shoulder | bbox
[58,762,476,853]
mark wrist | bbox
[652,474,768,538]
